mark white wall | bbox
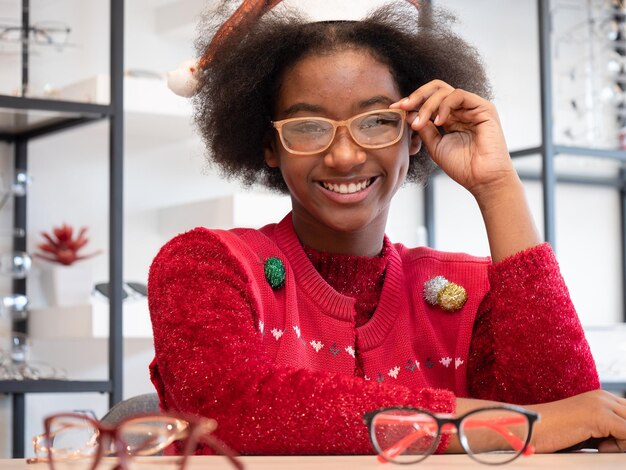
[0,0,624,458]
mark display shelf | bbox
[510,145,626,162]
[158,193,292,237]
[602,381,626,393]
[28,301,152,339]
[0,380,111,394]
[554,145,626,162]
[0,95,112,115]
[0,0,125,458]
[0,95,111,141]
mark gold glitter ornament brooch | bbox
[264,257,286,289]
[423,275,467,311]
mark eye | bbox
[285,120,331,135]
[357,113,402,130]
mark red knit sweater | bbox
[148,213,599,455]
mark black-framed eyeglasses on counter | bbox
[26,412,245,470]
[364,405,539,465]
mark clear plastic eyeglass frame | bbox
[364,405,539,466]
[271,108,407,155]
[27,412,244,470]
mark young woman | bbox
[149,0,626,455]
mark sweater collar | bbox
[274,213,403,351]
[303,241,388,297]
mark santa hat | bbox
[167,0,421,97]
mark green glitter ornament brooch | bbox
[264,257,286,289]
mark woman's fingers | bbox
[406,111,418,127]
[391,80,454,121]
[416,120,443,159]
[391,79,453,110]
[592,391,626,452]
[413,87,456,130]
[598,438,626,453]
[392,81,487,133]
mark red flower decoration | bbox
[35,223,101,266]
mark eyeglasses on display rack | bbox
[0,20,71,47]
[364,405,539,465]
[272,108,407,155]
[0,250,32,278]
[27,412,245,470]
[1,293,28,320]
[0,332,66,381]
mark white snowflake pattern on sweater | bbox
[260,322,465,375]
[388,366,401,379]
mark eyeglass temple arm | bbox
[462,417,535,456]
[198,433,245,470]
[375,415,533,462]
[376,428,435,463]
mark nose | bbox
[323,127,366,171]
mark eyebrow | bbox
[281,103,325,117]
[358,95,396,108]
[280,95,397,118]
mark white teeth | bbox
[322,179,372,194]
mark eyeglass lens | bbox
[459,408,531,464]
[44,415,99,468]
[371,409,439,464]
[280,110,404,153]
[371,408,530,465]
[42,415,200,470]
[117,416,189,457]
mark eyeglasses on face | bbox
[27,412,244,470]
[364,405,539,465]
[271,108,407,155]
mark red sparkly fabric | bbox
[303,245,388,328]
[148,214,599,455]
[467,243,600,403]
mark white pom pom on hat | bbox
[167,58,202,97]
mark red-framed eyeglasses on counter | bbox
[364,405,539,465]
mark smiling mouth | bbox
[321,178,374,194]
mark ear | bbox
[264,135,280,168]
[409,130,422,155]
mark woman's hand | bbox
[529,390,626,453]
[456,390,626,453]
[391,80,541,262]
[391,79,514,199]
